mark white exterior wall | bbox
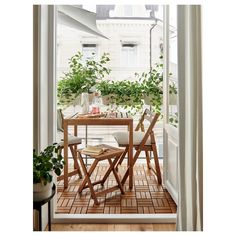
[57,19,163,82]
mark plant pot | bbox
[33,181,53,201]
[143,95,155,105]
[143,95,163,106]
[102,95,111,106]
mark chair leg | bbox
[69,146,83,179]
[72,145,77,169]
[145,150,151,169]
[77,152,98,194]
[77,154,100,205]
[115,147,128,171]
[121,149,141,185]
[84,171,99,205]
[151,144,162,185]
[101,152,123,186]
[108,158,125,194]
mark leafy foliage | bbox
[97,61,167,113]
[96,79,144,113]
[33,143,65,185]
[169,112,178,128]
[57,52,111,107]
[57,51,178,125]
[136,62,164,113]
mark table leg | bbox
[85,125,88,166]
[128,121,133,189]
[48,201,51,231]
[63,121,68,188]
[74,124,78,154]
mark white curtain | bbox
[177,5,203,231]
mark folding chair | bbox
[112,109,162,184]
[57,109,83,181]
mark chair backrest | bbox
[135,109,160,146]
[57,109,64,132]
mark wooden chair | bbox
[57,109,83,181]
[77,144,125,205]
[112,109,162,185]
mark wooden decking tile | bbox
[137,199,153,207]
[56,163,177,214]
[121,207,138,213]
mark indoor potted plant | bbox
[33,143,65,201]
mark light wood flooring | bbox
[49,223,176,231]
[56,162,177,214]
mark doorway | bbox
[53,4,178,223]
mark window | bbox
[82,44,97,62]
[121,43,137,67]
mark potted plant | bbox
[57,51,111,109]
[96,79,114,105]
[97,79,144,114]
[33,143,65,201]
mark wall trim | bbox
[52,213,177,224]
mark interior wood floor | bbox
[56,162,177,214]
[49,223,176,231]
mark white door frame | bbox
[38,5,177,224]
[163,5,179,204]
[33,4,57,230]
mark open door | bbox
[163,5,179,204]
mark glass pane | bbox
[168,5,178,128]
[121,45,137,67]
[82,44,97,62]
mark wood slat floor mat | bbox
[56,163,177,214]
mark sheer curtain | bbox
[177,5,203,231]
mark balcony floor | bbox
[56,161,177,214]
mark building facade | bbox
[57,5,164,82]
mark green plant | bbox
[135,57,177,113]
[97,79,144,114]
[169,112,178,128]
[57,52,111,107]
[33,143,65,185]
[96,79,115,96]
[136,62,164,113]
